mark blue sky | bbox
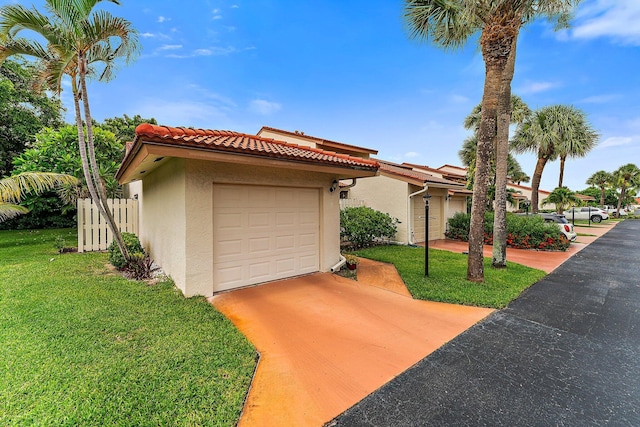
[9,0,640,193]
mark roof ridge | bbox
[133,123,379,167]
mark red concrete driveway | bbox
[211,272,493,426]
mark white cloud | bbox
[231,4,239,8]
[249,99,282,115]
[570,0,640,45]
[578,94,620,104]
[165,46,254,58]
[141,32,155,38]
[159,44,182,51]
[213,15,223,20]
[404,151,420,159]
[450,94,469,104]
[157,16,169,23]
[133,99,230,127]
[517,80,559,94]
[597,136,637,149]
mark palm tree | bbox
[0,0,140,258]
[555,108,599,187]
[542,186,582,214]
[586,170,613,207]
[612,164,640,216]
[404,0,578,281]
[511,105,587,214]
[0,172,77,222]
[464,94,531,267]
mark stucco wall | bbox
[347,175,410,243]
[140,158,342,297]
[140,158,187,293]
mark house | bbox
[116,124,378,297]
[506,183,553,211]
[345,160,472,243]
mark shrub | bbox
[446,212,570,251]
[108,232,144,269]
[340,206,399,249]
[122,252,155,280]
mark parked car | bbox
[598,205,628,217]
[539,213,577,241]
[564,207,609,223]
[515,213,577,241]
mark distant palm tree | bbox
[542,186,582,214]
[0,172,77,222]
[612,164,640,216]
[0,0,140,257]
[405,0,578,280]
[511,105,594,214]
[555,108,599,187]
[586,170,614,207]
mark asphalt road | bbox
[329,220,640,426]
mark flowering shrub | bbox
[446,212,570,251]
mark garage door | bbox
[213,184,320,292]
[412,195,442,241]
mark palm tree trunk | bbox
[468,61,502,282]
[600,187,605,207]
[492,35,518,269]
[530,155,548,214]
[77,54,129,259]
[558,155,566,187]
[617,184,626,213]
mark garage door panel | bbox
[213,185,320,292]
[249,212,270,227]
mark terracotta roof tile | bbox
[378,160,465,187]
[258,126,378,155]
[128,124,379,170]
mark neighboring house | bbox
[116,124,378,297]
[257,126,378,160]
[506,182,554,212]
[345,160,472,243]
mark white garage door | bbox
[213,184,320,292]
[412,195,442,241]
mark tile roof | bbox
[121,124,379,173]
[258,126,378,155]
[378,160,466,187]
[508,182,551,195]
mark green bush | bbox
[340,206,399,249]
[446,212,570,251]
[108,232,144,269]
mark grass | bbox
[350,245,546,309]
[0,228,256,427]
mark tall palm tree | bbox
[0,0,140,257]
[554,108,599,187]
[542,186,582,214]
[0,172,77,222]
[404,0,579,281]
[586,170,613,207]
[511,105,587,214]
[464,94,531,266]
[612,164,640,216]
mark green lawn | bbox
[0,228,256,427]
[351,245,546,309]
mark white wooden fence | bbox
[77,198,139,252]
[339,198,366,210]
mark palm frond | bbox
[0,172,78,203]
[0,202,29,222]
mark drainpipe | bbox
[408,186,428,245]
[340,178,357,191]
[330,254,347,272]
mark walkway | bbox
[210,272,493,426]
[430,221,617,273]
[331,220,640,426]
